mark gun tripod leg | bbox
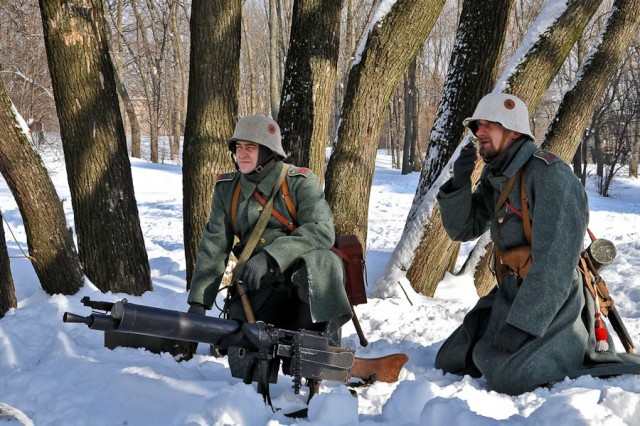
[306,379,321,404]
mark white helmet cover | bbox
[229,115,287,158]
[463,93,535,141]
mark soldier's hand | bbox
[241,251,271,291]
[452,141,477,189]
[179,303,206,361]
[491,323,532,353]
[179,340,198,361]
[187,302,207,316]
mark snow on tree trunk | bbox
[374,0,515,297]
[0,73,83,298]
[543,0,640,163]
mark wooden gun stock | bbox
[350,353,409,383]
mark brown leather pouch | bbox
[498,245,532,281]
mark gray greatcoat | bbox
[436,139,640,395]
[188,161,352,335]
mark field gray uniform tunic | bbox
[435,139,640,395]
[188,161,352,335]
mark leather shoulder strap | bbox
[281,178,298,224]
[494,172,521,214]
[231,180,242,237]
[520,170,531,244]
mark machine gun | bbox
[63,297,408,404]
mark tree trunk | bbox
[402,58,418,175]
[325,0,445,246]
[129,0,165,164]
[0,210,17,318]
[39,0,151,295]
[409,0,514,221]
[170,0,186,160]
[393,93,402,170]
[269,0,280,120]
[241,13,257,115]
[182,0,240,287]
[112,0,141,159]
[406,204,461,296]
[572,146,582,180]
[542,0,640,164]
[460,233,495,297]
[470,0,604,293]
[405,0,603,297]
[501,0,604,106]
[382,0,513,295]
[0,69,83,297]
[279,0,342,180]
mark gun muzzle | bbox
[63,312,118,331]
[63,312,92,325]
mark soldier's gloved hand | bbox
[179,303,207,361]
[240,251,271,291]
[492,323,532,353]
[452,141,477,189]
[187,302,207,316]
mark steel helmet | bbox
[228,115,287,158]
[463,93,535,141]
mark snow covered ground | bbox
[1,146,639,425]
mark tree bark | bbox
[0,210,17,318]
[325,0,445,246]
[500,0,604,107]
[182,0,240,287]
[468,0,605,293]
[405,0,603,297]
[170,0,186,160]
[0,69,83,298]
[382,0,513,296]
[269,0,280,120]
[279,0,342,180]
[111,0,141,159]
[39,0,151,294]
[402,58,418,175]
[542,0,640,163]
[408,0,513,221]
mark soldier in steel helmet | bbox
[184,115,352,388]
[435,92,640,395]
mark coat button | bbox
[259,238,267,244]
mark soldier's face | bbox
[235,141,260,174]
[475,120,520,159]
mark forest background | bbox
[1,0,640,318]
